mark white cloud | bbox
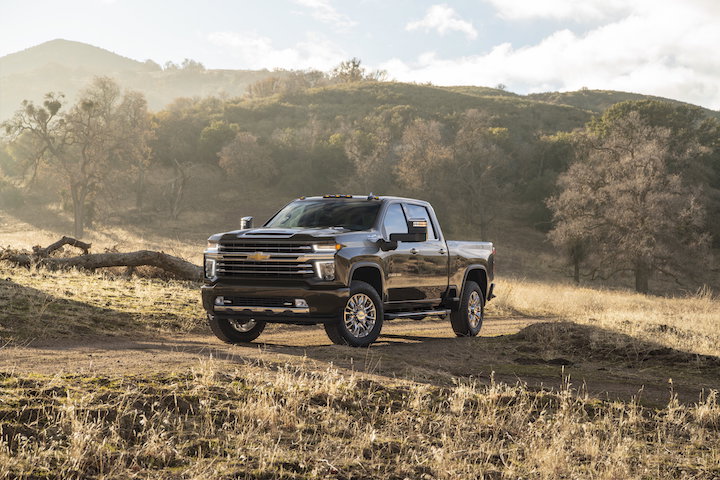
[207,31,346,71]
[406,4,478,40]
[384,1,720,110]
[481,0,632,21]
[293,0,356,29]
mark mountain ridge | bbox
[1,39,717,122]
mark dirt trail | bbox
[1,317,536,373]
[2,316,716,407]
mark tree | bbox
[450,110,508,238]
[547,112,711,293]
[3,77,150,237]
[590,100,720,245]
[114,91,153,211]
[218,132,276,188]
[150,98,214,219]
[396,112,509,237]
[341,114,395,193]
[199,120,238,164]
[331,58,387,84]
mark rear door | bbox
[381,202,425,302]
[403,203,449,304]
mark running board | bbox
[385,309,451,320]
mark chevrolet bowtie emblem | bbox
[247,252,270,261]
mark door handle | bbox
[410,248,419,255]
[439,248,446,255]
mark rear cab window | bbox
[404,203,438,240]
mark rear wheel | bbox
[450,281,484,337]
[208,314,266,344]
[324,281,383,347]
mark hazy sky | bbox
[2,0,719,109]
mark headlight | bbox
[206,239,219,251]
[312,243,342,252]
[315,261,335,281]
[204,257,217,279]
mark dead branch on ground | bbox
[1,237,202,281]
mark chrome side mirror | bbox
[240,216,253,229]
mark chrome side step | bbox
[385,309,451,320]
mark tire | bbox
[208,314,266,344]
[450,281,484,337]
[324,280,384,347]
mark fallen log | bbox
[2,238,202,281]
[32,236,92,257]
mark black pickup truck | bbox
[202,195,495,347]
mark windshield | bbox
[265,200,381,231]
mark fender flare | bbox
[459,265,489,302]
[347,262,385,297]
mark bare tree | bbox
[3,77,151,236]
[396,112,508,238]
[547,112,711,293]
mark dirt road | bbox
[3,316,717,407]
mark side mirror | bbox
[378,239,398,251]
[389,218,428,243]
[240,216,253,229]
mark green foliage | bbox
[199,120,238,164]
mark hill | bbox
[0,39,278,120]
[0,39,156,76]
[528,89,720,119]
[3,39,719,124]
[223,81,593,136]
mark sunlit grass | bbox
[489,278,720,356]
[1,360,718,480]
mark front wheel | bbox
[324,281,384,347]
[450,281,484,337]
[208,314,266,344]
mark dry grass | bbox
[2,232,720,478]
[1,360,718,480]
[0,208,208,265]
[0,263,205,342]
[489,278,720,357]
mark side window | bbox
[404,204,438,240]
[382,203,408,236]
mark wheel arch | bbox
[461,266,489,303]
[348,263,384,298]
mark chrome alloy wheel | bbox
[467,291,483,329]
[228,318,257,333]
[343,293,377,338]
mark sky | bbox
[2,0,719,110]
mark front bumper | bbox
[201,283,349,324]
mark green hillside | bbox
[528,89,720,119]
[225,81,593,135]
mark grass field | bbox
[1,262,719,478]
[1,214,720,479]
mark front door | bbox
[381,202,425,303]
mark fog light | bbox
[214,296,224,306]
[205,257,217,279]
[294,298,308,308]
[315,261,335,281]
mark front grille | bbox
[215,240,318,278]
[225,297,294,307]
[219,242,312,254]
[216,259,314,277]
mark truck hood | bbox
[212,227,352,243]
